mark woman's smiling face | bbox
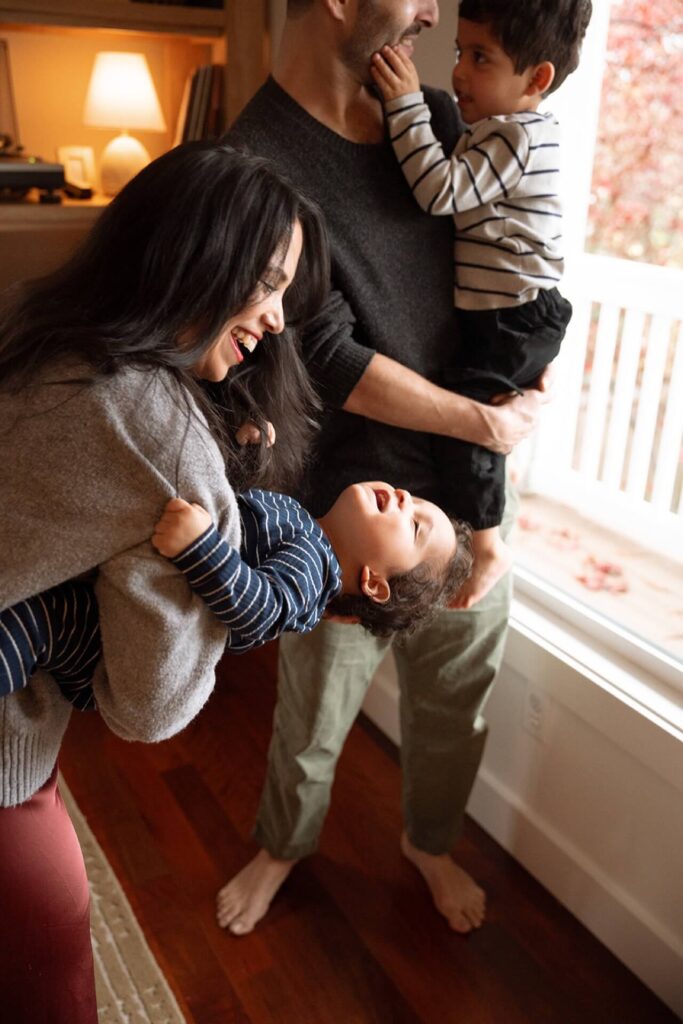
[192,220,304,382]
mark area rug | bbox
[60,778,187,1024]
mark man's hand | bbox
[370,44,421,102]
[477,366,555,454]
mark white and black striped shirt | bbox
[385,93,563,310]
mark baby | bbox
[371,0,592,608]
[1,482,472,709]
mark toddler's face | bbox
[333,482,456,579]
[452,19,536,124]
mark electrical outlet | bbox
[523,687,550,742]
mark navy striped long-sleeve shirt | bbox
[385,93,563,310]
[171,489,343,652]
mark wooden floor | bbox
[61,644,676,1024]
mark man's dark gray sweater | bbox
[229,77,463,518]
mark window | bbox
[511,0,683,672]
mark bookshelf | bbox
[0,0,269,289]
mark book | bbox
[177,63,225,143]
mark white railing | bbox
[522,253,683,559]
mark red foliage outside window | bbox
[587,0,683,267]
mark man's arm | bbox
[343,352,551,455]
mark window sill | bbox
[511,565,683,746]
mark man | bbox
[218,0,549,936]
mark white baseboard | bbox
[469,768,683,1018]
[362,670,683,1018]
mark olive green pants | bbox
[253,503,514,859]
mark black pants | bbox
[436,287,572,529]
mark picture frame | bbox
[57,145,96,188]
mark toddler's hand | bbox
[235,420,276,447]
[151,497,212,558]
[370,45,421,102]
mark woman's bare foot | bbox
[401,833,486,933]
[216,849,297,935]
[451,527,513,609]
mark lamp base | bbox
[100,133,150,196]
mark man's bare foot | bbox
[451,527,513,609]
[401,833,486,933]
[216,849,297,935]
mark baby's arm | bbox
[151,494,341,651]
[371,46,528,216]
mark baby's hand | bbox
[151,497,212,558]
[235,419,276,448]
[370,45,421,102]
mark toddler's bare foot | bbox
[216,849,297,935]
[401,833,486,933]
[451,527,512,609]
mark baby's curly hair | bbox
[458,0,593,94]
[327,519,474,639]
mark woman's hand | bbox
[475,366,554,454]
[235,420,276,447]
[371,44,421,102]
[151,497,212,558]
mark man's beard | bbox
[340,3,422,86]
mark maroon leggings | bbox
[0,765,98,1023]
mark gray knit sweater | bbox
[229,78,463,517]
[0,363,240,806]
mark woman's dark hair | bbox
[458,0,592,94]
[0,142,330,490]
[327,519,474,638]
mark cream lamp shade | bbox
[83,52,167,196]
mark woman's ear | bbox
[360,565,391,605]
[526,61,555,97]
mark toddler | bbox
[371,0,592,607]
[1,482,472,709]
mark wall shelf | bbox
[0,2,225,37]
[0,1,269,291]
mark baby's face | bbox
[452,18,536,123]
[333,482,456,579]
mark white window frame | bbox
[512,567,683,734]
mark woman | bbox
[0,142,328,1023]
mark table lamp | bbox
[83,52,167,196]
